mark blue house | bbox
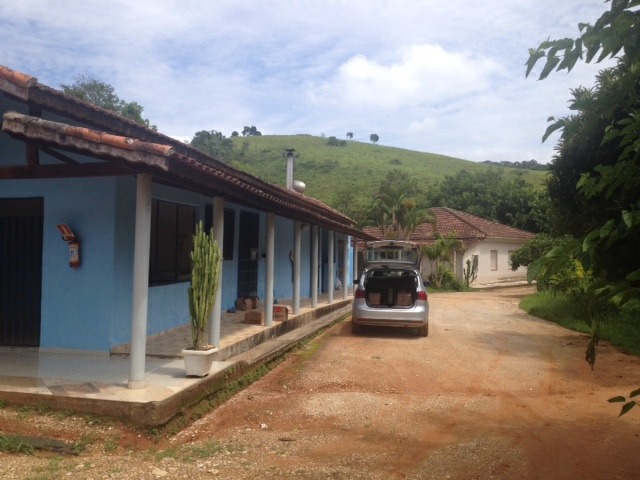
[0,65,369,389]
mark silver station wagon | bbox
[352,240,429,336]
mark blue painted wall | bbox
[1,92,355,354]
[110,176,136,347]
[1,175,118,351]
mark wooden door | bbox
[0,198,43,346]
[237,211,259,297]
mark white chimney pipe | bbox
[285,149,295,190]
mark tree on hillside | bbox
[61,74,156,130]
[242,125,262,136]
[327,136,347,147]
[526,0,640,381]
[379,170,425,199]
[346,132,354,139]
[334,185,365,223]
[427,169,550,233]
[370,133,379,144]
[482,159,548,170]
[190,130,234,162]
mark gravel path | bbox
[1,286,639,479]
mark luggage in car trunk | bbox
[366,275,415,307]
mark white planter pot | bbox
[181,346,218,377]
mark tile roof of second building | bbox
[363,207,535,244]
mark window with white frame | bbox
[490,250,498,271]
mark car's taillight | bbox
[355,288,366,299]
[417,291,428,301]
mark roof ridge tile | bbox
[8,113,174,158]
[0,65,37,88]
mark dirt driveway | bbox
[2,286,639,479]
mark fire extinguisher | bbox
[56,224,81,268]
[68,239,81,268]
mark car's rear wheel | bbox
[417,323,429,337]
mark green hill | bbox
[229,135,548,213]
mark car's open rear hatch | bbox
[364,240,421,269]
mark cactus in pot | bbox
[187,221,221,350]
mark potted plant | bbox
[181,221,222,377]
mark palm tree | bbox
[363,203,393,238]
[403,204,435,239]
[373,190,407,239]
[422,234,462,287]
[367,190,434,240]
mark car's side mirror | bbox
[422,279,430,286]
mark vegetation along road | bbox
[1,286,639,479]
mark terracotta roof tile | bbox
[66,126,107,145]
[433,207,534,239]
[60,122,173,156]
[0,66,37,88]
[3,112,173,169]
[99,133,136,151]
[363,207,534,247]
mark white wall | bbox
[462,238,528,285]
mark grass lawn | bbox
[520,291,640,357]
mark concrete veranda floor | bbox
[0,293,352,425]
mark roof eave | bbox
[0,112,371,238]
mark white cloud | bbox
[310,45,503,110]
[0,0,617,163]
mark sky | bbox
[0,1,616,164]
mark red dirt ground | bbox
[1,286,639,479]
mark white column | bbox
[293,220,301,314]
[318,228,323,296]
[209,196,224,347]
[327,230,334,304]
[453,250,458,276]
[342,235,349,299]
[352,237,359,294]
[264,212,275,326]
[311,225,318,308]
[128,174,152,390]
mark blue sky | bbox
[0,0,615,163]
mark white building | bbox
[364,207,535,286]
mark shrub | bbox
[327,136,347,147]
[430,266,463,291]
